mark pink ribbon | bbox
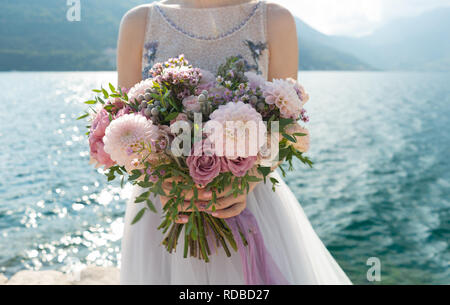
[225,209,289,285]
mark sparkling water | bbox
[0,71,448,284]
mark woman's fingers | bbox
[210,201,247,219]
[214,193,245,210]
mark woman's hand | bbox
[159,174,261,223]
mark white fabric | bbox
[120,0,351,285]
[120,172,352,284]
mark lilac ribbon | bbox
[225,209,289,285]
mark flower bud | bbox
[151,107,159,116]
[198,94,207,103]
[144,108,152,117]
[256,102,265,112]
[137,94,145,102]
[151,116,160,124]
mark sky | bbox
[274,0,450,37]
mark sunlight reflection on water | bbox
[0,71,449,284]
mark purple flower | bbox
[186,140,221,186]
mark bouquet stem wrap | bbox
[226,209,289,285]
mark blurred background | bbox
[0,0,449,284]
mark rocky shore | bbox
[0,266,119,285]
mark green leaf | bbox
[77,113,89,120]
[146,200,157,213]
[167,97,180,112]
[92,89,102,93]
[246,176,262,182]
[102,88,109,99]
[129,169,142,181]
[257,166,271,177]
[279,118,294,130]
[151,93,161,100]
[131,208,146,225]
[84,100,97,105]
[282,133,297,143]
[109,83,116,93]
[165,112,179,121]
[293,133,307,137]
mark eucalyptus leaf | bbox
[131,208,146,225]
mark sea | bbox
[0,71,448,284]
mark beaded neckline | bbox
[154,1,262,41]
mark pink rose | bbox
[182,95,201,112]
[89,135,115,168]
[90,108,110,138]
[186,140,221,186]
[170,113,189,125]
[221,156,256,177]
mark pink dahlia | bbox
[103,114,159,171]
[186,140,221,186]
[287,78,310,106]
[285,123,310,153]
[263,79,302,119]
[208,101,265,159]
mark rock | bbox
[0,274,7,285]
[73,266,119,285]
[7,270,72,285]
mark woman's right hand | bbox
[159,168,263,223]
[159,177,245,223]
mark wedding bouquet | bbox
[80,55,312,262]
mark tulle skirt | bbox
[120,172,352,285]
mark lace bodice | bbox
[141,0,269,80]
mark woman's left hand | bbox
[198,178,260,219]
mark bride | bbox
[117,0,351,285]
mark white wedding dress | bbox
[120,0,351,285]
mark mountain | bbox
[0,0,149,70]
[324,7,450,71]
[0,1,448,71]
[0,0,373,71]
[295,18,372,70]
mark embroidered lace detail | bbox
[142,1,269,78]
[154,2,262,41]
